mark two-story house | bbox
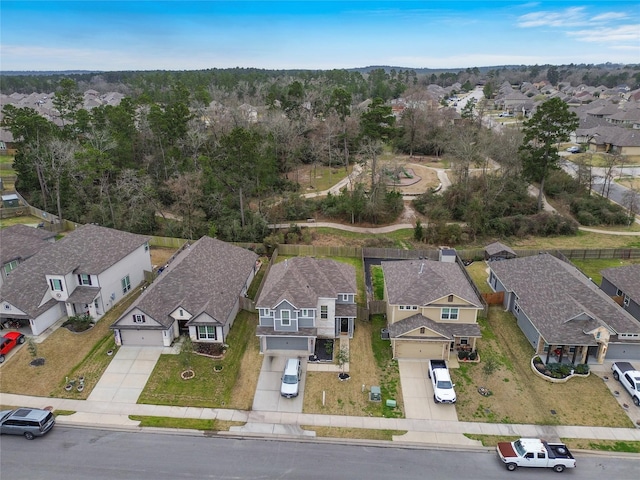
[0,224,151,335]
[0,224,56,288]
[255,257,357,355]
[382,259,483,360]
[111,236,258,347]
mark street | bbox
[1,426,639,479]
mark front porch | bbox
[537,341,602,365]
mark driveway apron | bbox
[252,355,305,413]
[398,359,458,421]
[88,346,164,404]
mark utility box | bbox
[386,399,397,408]
[369,386,381,402]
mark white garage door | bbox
[120,329,163,346]
[607,343,640,361]
[395,341,444,359]
[265,337,309,352]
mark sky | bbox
[1,1,639,72]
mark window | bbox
[460,338,468,345]
[399,305,418,311]
[281,310,291,326]
[77,274,92,286]
[616,288,623,296]
[121,275,131,294]
[144,243,149,252]
[441,307,459,320]
[301,309,309,317]
[133,314,145,323]
[623,296,630,307]
[3,260,18,276]
[321,305,328,319]
[49,278,63,291]
[514,301,521,314]
[448,295,454,302]
[179,309,184,316]
[420,327,425,334]
[197,325,216,340]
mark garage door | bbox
[606,343,640,361]
[395,341,444,359]
[119,329,163,346]
[266,337,309,352]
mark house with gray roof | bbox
[255,257,356,355]
[111,236,258,347]
[489,254,640,363]
[600,264,640,325]
[0,224,151,335]
[382,259,483,360]
[0,224,56,288]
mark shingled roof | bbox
[387,312,481,339]
[489,254,640,344]
[382,260,482,308]
[114,236,258,329]
[601,264,640,306]
[256,257,356,310]
[0,224,55,265]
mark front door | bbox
[341,318,349,333]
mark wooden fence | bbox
[238,296,256,313]
[368,300,387,315]
[149,235,189,249]
[482,291,505,305]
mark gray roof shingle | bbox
[490,254,640,344]
[256,257,356,309]
[0,224,55,265]
[382,260,482,307]
[114,236,258,329]
[387,312,481,339]
[484,241,516,257]
[601,264,640,305]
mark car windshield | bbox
[283,375,298,384]
[436,380,452,389]
[514,440,526,456]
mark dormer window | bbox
[50,279,63,291]
[78,274,92,286]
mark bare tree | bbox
[43,138,77,221]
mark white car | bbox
[566,146,581,153]
[280,358,301,398]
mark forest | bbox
[1,63,637,246]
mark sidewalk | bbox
[2,392,640,444]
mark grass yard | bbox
[451,307,633,427]
[0,290,141,398]
[303,315,403,418]
[129,415,245,432]
[0,215,45,228]
[466,434,640,453]
[509,230,640,250]
[571,257,640,285]
[302,426,407,441]
[465,261,492,294]
[291,164,352,192]
[616,177,640,190]
[137,311,261,409]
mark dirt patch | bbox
[150,247,179,268]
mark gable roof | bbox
[388,312,481,339]
[256,257,356,309]
[0,224,55,265]
[484,241,516,257]
[382,260,482,308]
[490,254,640,344]
[113,236,258,329]
[1,224,149,317]
[601,264,640,305]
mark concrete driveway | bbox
[252,355,306,412]
[398,359,458,421]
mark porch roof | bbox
[66,286,101,304]
[255,326,317,337]
[335,303,357,318]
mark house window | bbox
[121,275,131,294]
[133,314,145,323]
[623,296,630,307]
[179,309,184,316]
[616,288,623,296]
[270,310,275,317]
[460,338,468,345]
[301,309,310,317]
[78,274,92,286]
[3,260,19,276]
[94,299,99,310]
[420,327,425,334]
[448,295,454,302]
[281,310,291,326]
[441,307,459,320]
[50,278,63,291]
[321,305,328,319]
[144,243,149,252]
[514,301,521,314]
[197,325,216,340]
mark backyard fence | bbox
[482,291,505,305]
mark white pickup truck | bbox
[611,362,640,406]
[497,438,576,472]
[428,359,456,404]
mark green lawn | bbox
[571,258,640,285]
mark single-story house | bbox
[0,224,151,335]
[111,236,258,347]
[600,264,640,323]
[484,241,517,261]
[382,259,483,360]
[0,224,56,288]
[489,253,640,363]
[255,257,357,355]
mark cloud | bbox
[591,12,628,22]
[567,25,640,43]
[517,7,586,27]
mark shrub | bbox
[458,351,469,360]
[575,364,590,375]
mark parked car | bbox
[497,438,576,472]
[0,331,25,363]
[499,112,513,117]
[280,358,302,398]
[611,362,640,406]
[428,359,456,403]
[0,408,55,440]
[566,146,581,153]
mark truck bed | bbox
[544,442,574,459]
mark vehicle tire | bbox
[555,447,567,455]
[633,396,640,407]
[433,394,438,404]
[553,464,565,473]
[18,336,26,344]
[613,371,619,381]
[506,463,517,471]
[0,355,5,364]
[24,431,34,440]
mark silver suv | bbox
[280,358,302,398]
[0,407,55,440]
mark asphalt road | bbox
[2,426,639,479]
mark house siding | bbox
[601,277,640,322]
[516,311,540,350]
[30,303,65,335]
[99,244,151,315]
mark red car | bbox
[0,332,25,363]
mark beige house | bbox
[382,259,483,360]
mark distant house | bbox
[600,265,640,323]
[0,224,151,335]
[0,224,56,288]
[382,259,483,360]
[255,257,357,355]
[489,254,640,363]
[484,242,517,261]
[111,236,258,347]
